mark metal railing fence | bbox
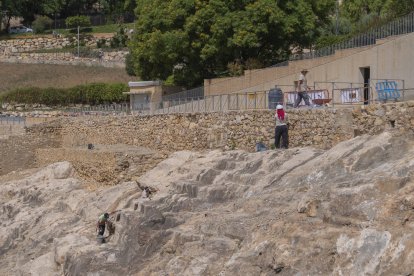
[284,90,330,107]
[141,91,271,115]
[162,86,204,106]
[60,84,414,116]
[65,103,130,115]
[150,85,414,115]
[331,87,372,106]
[0,115,26,125]
[284,12,414,63]
[400,88,414,101]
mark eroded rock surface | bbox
[1,132,414,275]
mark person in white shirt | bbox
[274,104,288,149]
[294,69,311,107]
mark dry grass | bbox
[0,62,136,93]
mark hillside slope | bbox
[1,131,413,275]
[0,62,133,93]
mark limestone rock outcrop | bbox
[1,132,414,275]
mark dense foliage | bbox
[32,16,53,33]
[1,0,414,87]
[128,0,414,86]
[0,83,128,105]
[129,0,336,87]
[0,0,136,30]
[341,0,414,23]
[65,15,91,28]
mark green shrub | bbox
[0,83,128,106]
[110,25,128,48]
[125,53,136,76]
[97,38,108,48]
[315,35,349,50]
[32,16,53,33]
[163,75,175,86]
[65,16,91,28]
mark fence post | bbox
[219,95,222,112]
[254,92,257,109]
[403,79,405,101]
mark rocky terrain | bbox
[1,131,414,275]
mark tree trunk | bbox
[6,14,11,31]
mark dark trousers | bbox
[275,125,288,149]
[98,225,105,236]
[294,91,311,107]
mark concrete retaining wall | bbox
[205,33,414,96]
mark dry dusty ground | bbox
[0,62,135,93]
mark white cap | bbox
[276,104,283,110]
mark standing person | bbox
[96,212,110,236]
[274,104,288,149]
[98,49,104,62]
[294,69,311,107]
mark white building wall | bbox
[205,32,414,98]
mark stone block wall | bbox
[353,101,414,135]
[26,101,414,154]
[0,36,109,53]
[0,51,127,67]
[34,109,349,152]
[0,36,126,67]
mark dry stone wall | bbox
[0,36,108,53]
[0,36,126,67]
[0,51,127,67]
[25,101,414,154]
[353,101,414,135]
[53,109,351,152]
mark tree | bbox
[1,0,23,30]
[129,0,336,87]
[1,0,136,30]
[341,0,414,23]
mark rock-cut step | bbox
[172,181,199,198]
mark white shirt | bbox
[299,73,307,92]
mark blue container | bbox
[268,87,283,109]
[255,142,267,152]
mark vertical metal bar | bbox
[254,92,257,109]
[219,94,222,112]
[403,79,405,101]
